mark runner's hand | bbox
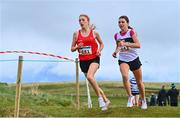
[112,52,117,58]
[76,43,84,49]
[96,50,101,56]
[118,40,125,47]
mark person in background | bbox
[157,85,167,106]
[71,14,110,111]
[130,77,139,106]
[150,93,157,106]
[112,15,147,109]
[167,83,179,106]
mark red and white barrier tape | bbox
[0,51,75,62]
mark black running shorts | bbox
[118,57,142,71]
[80,56,100,73]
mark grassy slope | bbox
[0,81,180,117]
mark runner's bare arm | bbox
[94,31,104,56]
[112,41,120,58]
[94,31,104,51]
[124,32,141,48]
[71,32,78,52]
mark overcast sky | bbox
[0,0,180,83]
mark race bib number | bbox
[120,46,129,52]
[79,46,92,55]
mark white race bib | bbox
[79,46,92,55]
[119,46,129,52]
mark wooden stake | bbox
[75,58,80,110]
[14,56,23,118]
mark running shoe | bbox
[127,96,134,107]
[141,99,147,109]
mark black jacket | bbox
[157,89,167,102]
[167,88,179,104]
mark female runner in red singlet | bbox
[71,14,110,111]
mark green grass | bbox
[0,81,180,117]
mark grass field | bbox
[0,81,180,117]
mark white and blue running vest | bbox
[114,29,138,62]
[130,77,139,95]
